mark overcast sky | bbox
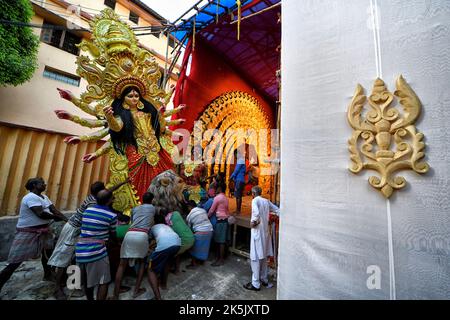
[142,0,209,22]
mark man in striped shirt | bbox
[48,179,128,300]
[75,190,117,300]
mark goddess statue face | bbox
[124,89,140,108]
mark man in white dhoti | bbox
[243,186,280,291]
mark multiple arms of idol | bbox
[55,87,186,162]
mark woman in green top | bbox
[165,210,194,274]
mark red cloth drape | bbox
[171,38,193,127]
[170,36,275,135]
[126,145,173,202]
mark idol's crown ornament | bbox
[76,8,165,107]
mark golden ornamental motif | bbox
[107,149,140,215]
[76,9,165,105]
[132,110,160,165]
[183,162,196,177]
[347,76,429,198]
[113,75,147,99]
[159,135,176,156]
[189,91,274,196]
[188,185,202,203]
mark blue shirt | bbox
[230,158,246,183]
[75,205,117,263]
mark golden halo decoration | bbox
[113,76,147,99]
[76,8,166,105]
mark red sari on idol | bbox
[125,109,174,202]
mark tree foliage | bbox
[0,0,39,86]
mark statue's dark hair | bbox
[109,86,161,154]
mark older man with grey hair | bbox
[243,186,280,291]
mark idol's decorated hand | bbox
[64,136,81,145]
[178,104,186,110]
[82,153,97,163]
[165,83,176,102]
[54,109,72,120]
[57,88,75,101]
[103,106,123,131]
[103,106,114,117]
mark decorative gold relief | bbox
[107,149,139,216]
[187,185,202,203]
[347,76,429,198]
[189,91,274,196]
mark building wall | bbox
[0,124,110,217]
[74,0,105,12]
[279,0,450,299]
[114,1,175,57]
[0,41,93,135]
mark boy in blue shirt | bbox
[230,149,247,214]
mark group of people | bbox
[0,172,279,300]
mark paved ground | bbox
[0,254,276,300]
[0,195,276,300]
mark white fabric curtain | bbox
[279,0,450,299]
